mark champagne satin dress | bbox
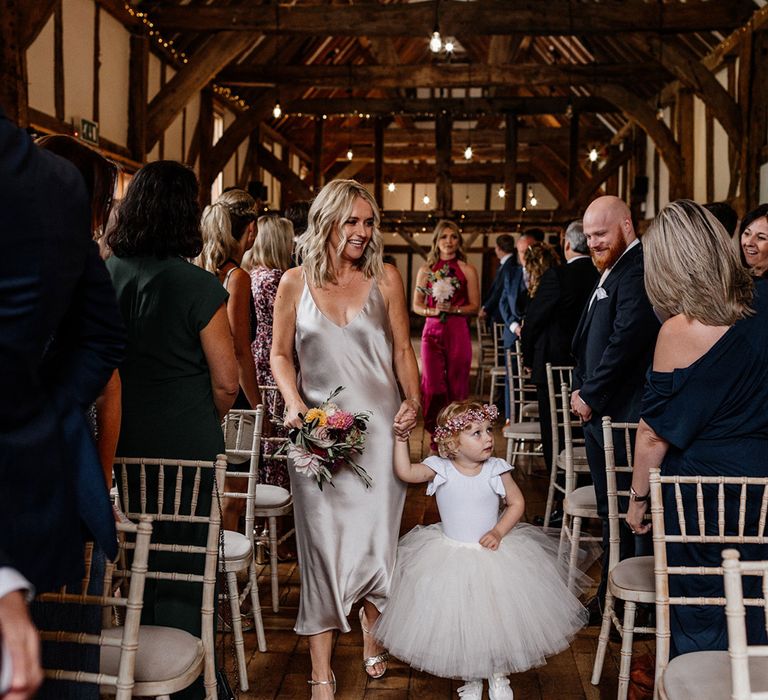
[290,277,406,635]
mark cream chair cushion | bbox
[662,649,768,699]
[101,626,203,683]
[222,529,252,561]
[255,484,291,507]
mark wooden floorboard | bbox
[225,411,639,699]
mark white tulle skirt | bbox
[372,523,589,680]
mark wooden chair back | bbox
[602,418,639,572]
[649,466,768,689]
[36,519,153,700]
[222,406,264,544]
[112,455,227,696]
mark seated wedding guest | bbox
[704,201,738,237]
[107,161,238,700]
[626,200,768,657]
[739,203,768,278]
[198,188,262,411]
[1,109,125,700]
[250,215,294,486]
[522,222,598,526]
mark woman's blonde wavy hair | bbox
[248,215,294,271]
[426,219,466,266]
[644,199,753,326]
[297,179,384,287]
[197,189,257,273]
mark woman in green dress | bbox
[106,161,238,699]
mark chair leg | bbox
[506,437,514,464]
[268,516,280,613]
[226,570,249,692]
[248,558,267,652]
[617,601,637,700]
[543,461,559,527]
[567,516,582,592]
[557,513,570,560]
[591,590,614,685]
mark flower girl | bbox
[373,400,588,700]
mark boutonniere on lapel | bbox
[595,287,608,301]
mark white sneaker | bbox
[488,674,514,700]
[457,679,483,699]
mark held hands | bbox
[479,528,502,550]
[435,301,452,313]
[626,500,652,535]
[283,401,309,429]
[393,398,419,439]
[0,591,42,700]
[570,389,593,422]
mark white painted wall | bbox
[63,0,95,124]
[26,16,55,115]
[99,9,130,147]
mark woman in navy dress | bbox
[626,200,768,657]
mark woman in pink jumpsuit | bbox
[413,220,480,444]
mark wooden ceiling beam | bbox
[566,143,634,211]
[146,31,254,150]
[218,62,663,89]
[305,125,610,147]
[256,143,312,202]
[627,35,742,148]
[590,84,685,199]
[353,161,535,182]
[20,0,58,49]
[282,96,619,116]
[150,2,753,35]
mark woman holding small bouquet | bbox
[414,219,480,444]
[271,179,420,697]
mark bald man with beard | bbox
[569,196,660,608]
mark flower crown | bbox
[433,404,499,443]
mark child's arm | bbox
[479,472,525,550]
[393,438,436,484]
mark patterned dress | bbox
[250,266,290,488]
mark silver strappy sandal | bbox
[307,671,336,696]
[359,607,390,679]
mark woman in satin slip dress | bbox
[271,179,420,698]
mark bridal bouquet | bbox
[417,263,461,323]
[285,386,372,490]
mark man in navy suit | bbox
[498,232,535,419]
[480,233,516,324]
[521,220,598,491]
[0,108,125,697]
[570,196,659,604]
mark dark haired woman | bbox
[106,160,238,699]
[739,203,768,279]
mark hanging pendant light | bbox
[272,101,282,119]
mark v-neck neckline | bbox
[305,279,375,329]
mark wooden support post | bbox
[605,145,620,196]
[503,112,518,214]
[0,0,28,124]
[198,90,214,208]
[54,0,64,122]
[705,107,715,201]
[93,5,100,122]
[738,30,768,213]
[435,111,453,214]
[312,116,324,193]
[568,110,580,201]
[374,116,384,205]
[676,88,694,198]
[128,33,149,163]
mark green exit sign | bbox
[79,118,99,146]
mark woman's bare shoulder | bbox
[653,314,729,372]
[276,267,304,295]
[457,259,477,275]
